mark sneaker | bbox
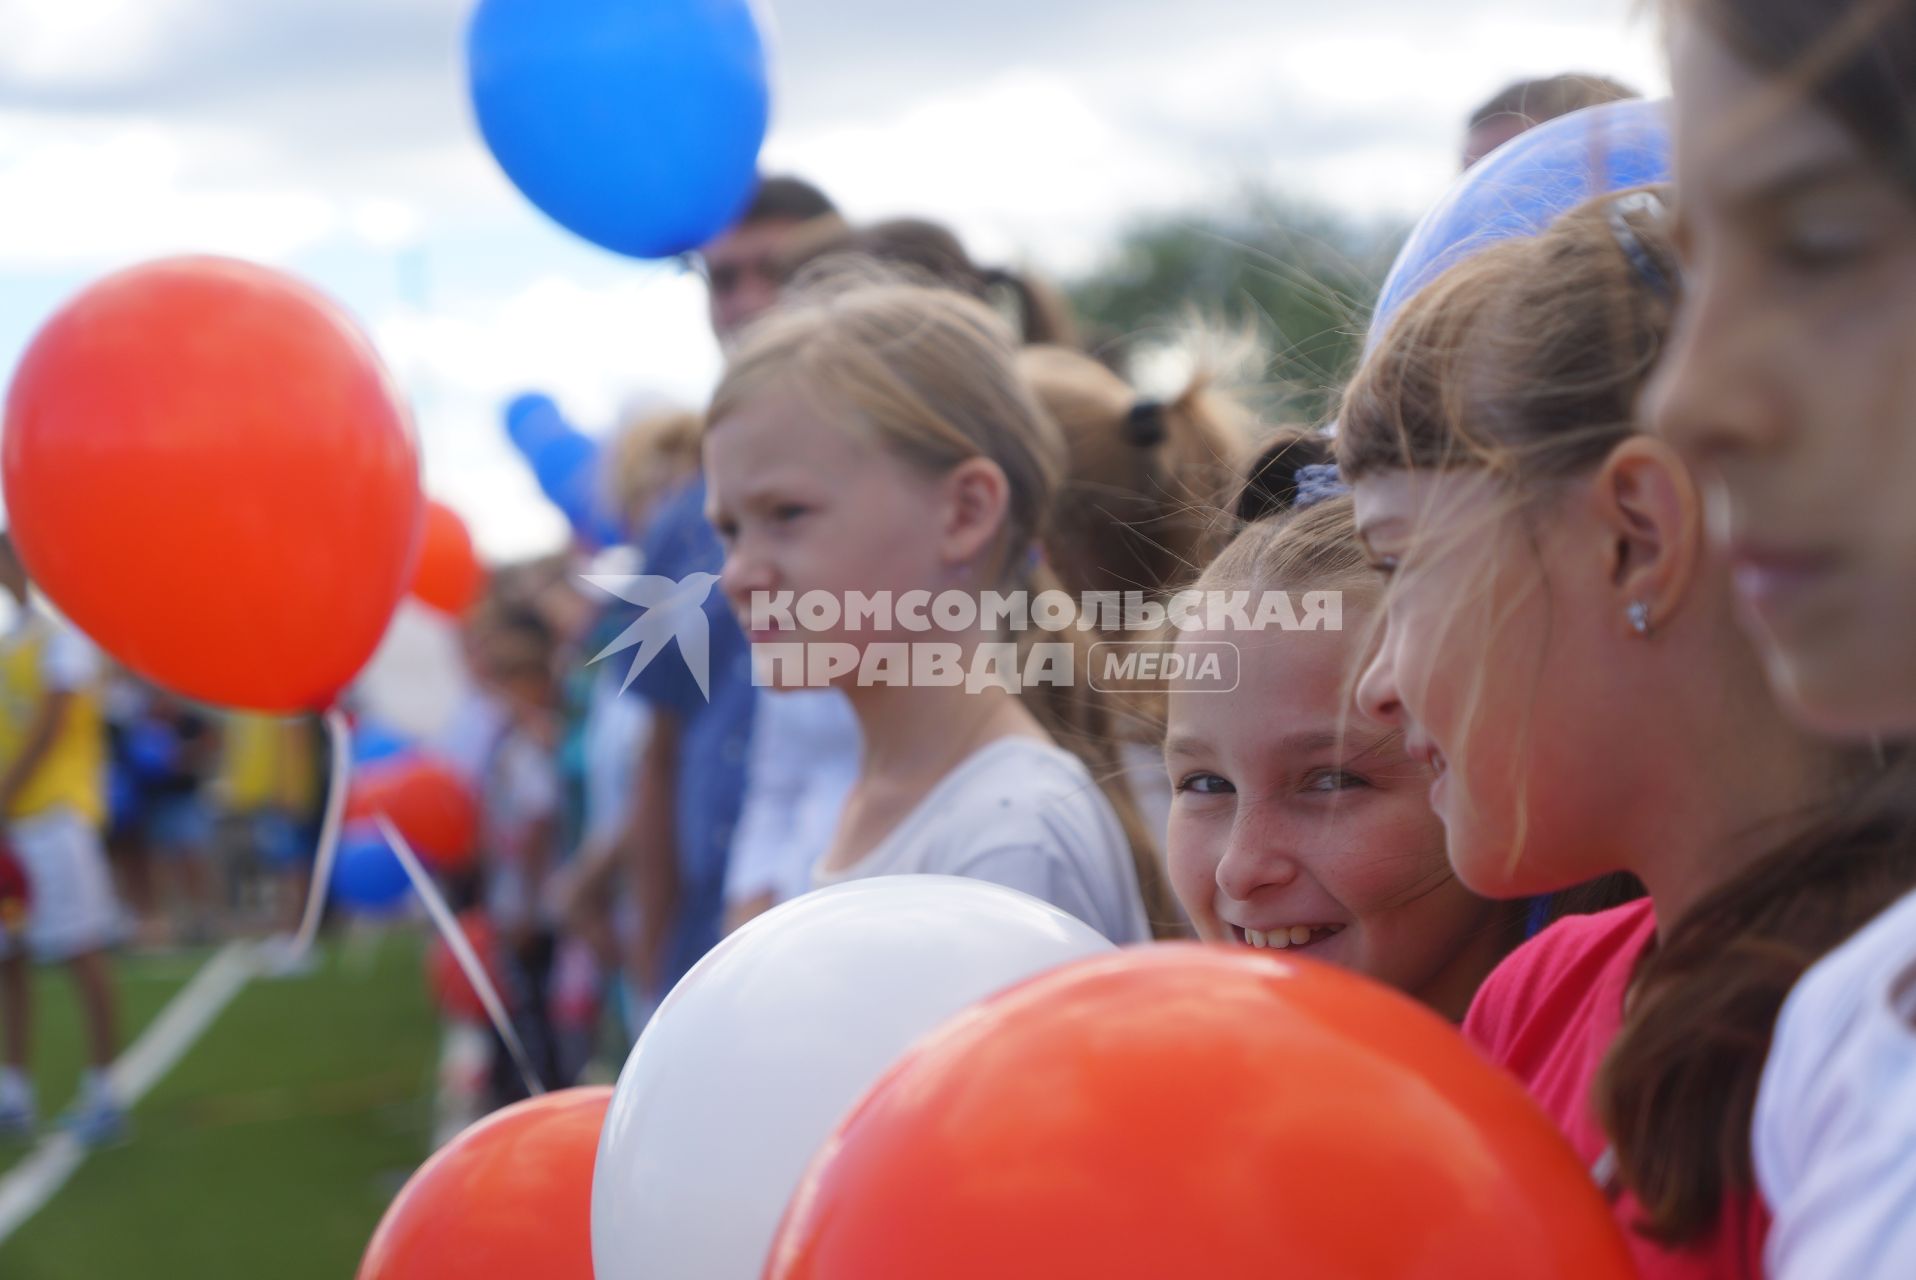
[0,1098,34,1142]
[62,1098,128,1147]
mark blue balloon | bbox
[503,392,625,548]
[327,825,413,913]
[1370,99,1671,346]
[467,0,771,259]
[349,719,414,767]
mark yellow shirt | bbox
[0,617,106,827]
[219,712,320,816]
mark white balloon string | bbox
[289,707,352,956]
[373,814,547,1098]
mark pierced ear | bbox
[939,457,1011,570]
[1592,436,1703,632]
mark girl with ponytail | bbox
[1338,190,1908,1277]
[702,276,1173,943]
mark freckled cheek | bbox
[1315,807,1451,931]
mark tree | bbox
[1069,190,1405,425]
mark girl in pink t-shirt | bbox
[1337,195,1903,1277]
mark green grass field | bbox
[0,930,439,1279]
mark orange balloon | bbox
[410,500,485,616]
[2,256,421,712]
[346,756,478,871]
[428,910,504,1023]
[358,1086,608,1280]
[767,946,1637,1280]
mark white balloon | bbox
[591,875,1115,1279]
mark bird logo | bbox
[581,573,722,699]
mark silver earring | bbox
[1627,600,1652,638]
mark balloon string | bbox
[290,708,353,956]
[373,814,547,1099]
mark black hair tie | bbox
[1123,398,1167,448]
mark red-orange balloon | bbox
[428,910,504,1023]
[410,500,485,616]
[768,946,1637,1280]
[359,1086,608,1280]
[347,756,478,871]
[2,256,421,712]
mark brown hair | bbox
[1677,0,1916,193]
[1018,345,1254,607]
[780,216,1081,348]
[739,175,837,228]
[707,277,1183,937]
[1338,190,1915,1245]
[1468,74,1640,130]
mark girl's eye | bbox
[1175,772,1234,796]
[772,502,810,523]
[1367,555,1399,579]
[1773,210,1885,275]
[1303,769,1367,794]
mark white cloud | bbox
[0,115,343,266]
[0,0,200,88]
[373,268,723,563]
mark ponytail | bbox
[1597,765,1916,1244]
[980,266,1081,349]
[1012,558,1186,940]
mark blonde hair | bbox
[709,278,1063,585]
[707,278,1183,937]
[605,404,702,534]
[1019,345,1255,605]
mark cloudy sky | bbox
[0,0,1665,561]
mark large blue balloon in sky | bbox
[467,0,771,259]
[1369,98,1671,347]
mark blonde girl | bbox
[702,279,1175,943]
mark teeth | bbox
[1244,925,1351,950]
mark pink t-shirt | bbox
[1465,900,1768,1278]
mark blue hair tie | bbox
[1293,463,1349,510]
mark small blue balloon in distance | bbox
[349,719,414,768]
[1369,98,1671,347]
[504,392,625,548]
[467,0,771,259]
[328,824,413,913]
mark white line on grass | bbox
[0,940,256,1245]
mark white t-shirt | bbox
[481,729,561,933]
[813,737,1150,945]
[725,688,861,911]
[582,667,653,845]
[1755,882,1916,1279]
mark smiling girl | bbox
[702,278,1171,944]
[1647,2,1916,1274]
[1163,435,1544,1021]
[1338,192,1903,1277]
